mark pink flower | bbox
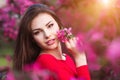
[23,63,51,80]
[57,28,86,52]
[106,38,120,65]
[57,27,72,42]
[70,77,86,80]
[6,70,15,80]
[75,34,85,52]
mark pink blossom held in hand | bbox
[57,27,72,42]
[57,28,86,52]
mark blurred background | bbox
[0,0,120,80]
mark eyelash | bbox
[48,23,54,28]
[33,31,41,35]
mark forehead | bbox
[31,13,55,29]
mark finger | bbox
[68,38,76,48]
[73,37,77,44]
[76,37,83,46]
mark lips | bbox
[45,39,55,45]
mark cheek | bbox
[52,24,60,34]
[33,35,43,45]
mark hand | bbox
[65,37,79,55]
[65,37,87,67]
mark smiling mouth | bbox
[45,39,55,45]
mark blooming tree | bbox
[0,0,120,80]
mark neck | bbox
[42,43,63,60]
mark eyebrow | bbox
[32,28,42,32]
[32,21,52,32]
[45,21,52,26]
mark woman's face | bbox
[31,13,60,50]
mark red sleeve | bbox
[77,65,91,80]
[36,54,91,80]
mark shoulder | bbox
[35,54,58,69]
[37,54,55,60]
[36,54,57,64]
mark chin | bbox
[46,43,58,50]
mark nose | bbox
[44,29,51,39]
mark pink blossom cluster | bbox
[57,28,85,52]
[0,0,35,40]
[5,63,54,80]
[57,27,73,42]
[0,0,120,79]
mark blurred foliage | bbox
[0,39,14,56]
[0,57,7,66]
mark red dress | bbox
[35,54,91,80]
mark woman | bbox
[13,4,91,80]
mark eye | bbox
[33,30,42,35]
[33,31,40,35]
[48,23,54,28]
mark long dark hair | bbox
[13,4,63,71]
